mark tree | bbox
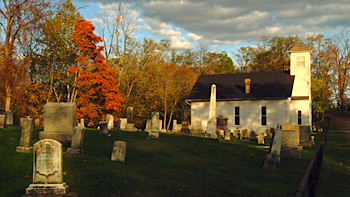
[0,0,51,111]
[311,77,333,121]
[32,0,80,102]
[70,17,123,126]
[325,30,350,113]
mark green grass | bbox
[0,125,349,197]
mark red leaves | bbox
[71,17,123,126]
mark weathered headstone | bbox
[240,128,251,142]
[16,118,33,153]
[257,132,266,144]
[5,109,13,125]
[35,119,40,127]
[232,129,239,138]
[26,139,69,195]
[205,84,217,140]
[111,141,127,162]
[172,119,178,133]
[300,126,312,147]
[263,129,283,169]
[281,125,300,144]
[224,130,231,141]
[0,115,5,128]
[219,129,225,138]
[99,122,108,135]
[66,127,84,155]
[264,127,274,143]
[80,118,84,128]
[281,130,301,158]
[216,115,228,134]
[158,120,162,132]
[124,107,135,131]
[39,102,76,144]
[149,112,159,139]
[145,119,152,132]
[106,114,114,130]
[191,117,204,134]
[180,105,191,135]
[116,118,127,130]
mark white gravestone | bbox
[16,118,33,153]
[39,102,76,144]
[172,119,177,133]
[205,84,217,139]
[111,141,127,162]
[145,119,152,132]
[26,139,69,195]
[149,112,159,139]
[106,114,114,130]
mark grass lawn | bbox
[0,124,349,197]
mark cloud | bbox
[187,33,203,41]
[75,0,350,46]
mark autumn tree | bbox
[70,17,123,126]
[31,0,80,103]
[0,0,51,111]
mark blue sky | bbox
[72,0,350,64]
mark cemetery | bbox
[0,110,350,196]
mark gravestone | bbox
[224,130,231,141]
[5,109,13,125]
[177,124,182,132]
[232,129,239,138]
[39,102,76,144]
[158,120,162,132]
[145,119,151,132]
[219,130,225,138]
[281,130,301,158]
[240,128,251,142]
[35,119,40,127]
[16,118,33,153]
[26,139,69,195]
[172,119,178,133]
[111,141,127,162]
[116,118,127,130]
[99,122,108,135]
[265,128,274,143]
[149,112,159,139]
[300,126,312,147]
[257,132,266,144]
[180,105,191,135]
[263,129,283,169]
[191,118,204,134]
[106,114,114,130]
[80,118,84,128]
[66,127,84,155]
[216,115,228,134]
[124,107,135,131]
[0,115,4,128]
[281,125,300,144]
[205,84,217,140]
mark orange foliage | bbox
[70,18,123,126]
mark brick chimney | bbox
[245,78,251,94]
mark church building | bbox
[185,43,312,133]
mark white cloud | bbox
[187,33,203,41]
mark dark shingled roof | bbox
[186,71,295,101]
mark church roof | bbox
[186,71,295,102]
[289,43,312,53]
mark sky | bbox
[72,0,350,63]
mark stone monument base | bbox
[39,131,73,144]
[66,148,83,156]
[124,123,136,131]
[16,146,33,153]
[26,183,69,195]
[191,126,204,134]
[263,153,280,169]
